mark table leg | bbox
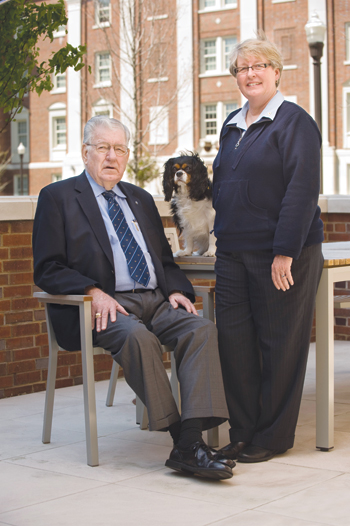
[315,268,334,451]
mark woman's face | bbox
[235,54,280,105]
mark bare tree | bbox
[0,150,11,193]
[88,0,191,186]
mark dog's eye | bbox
[173,165,180,173]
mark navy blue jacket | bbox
[212,101,324,259]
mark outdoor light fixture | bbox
[305,11,326,193]
[17,142,26,195]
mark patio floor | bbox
[1,341,350,526]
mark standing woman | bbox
[213,34,324,463]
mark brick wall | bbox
[1,200,350,399]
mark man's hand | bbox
[85,286,129,331]
[169,292,198,315]
[271,255,294,291]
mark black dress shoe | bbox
[165,441,233,480]
[216,441,247,460]
[237,445,287,463]
[209,447,236,469]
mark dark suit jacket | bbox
[33,171,194,351]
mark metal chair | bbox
[34,285,219,466]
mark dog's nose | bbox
[175,170,185,178]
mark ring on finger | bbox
[95,312,102,318]
[281,274,286,278]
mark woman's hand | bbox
[271,255,294,291]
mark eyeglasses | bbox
[234,63,272,75]
[86,143,129,156]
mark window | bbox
[17,121,28,148]
[52,71,66,93]
[53,25,66,38]
[48,102,66,161]
[52,174,62,183]
[149,106,169,145]
[53,117,66,148]
[224,37,236,70]
[204,105,217,136]
[203,40,216,71]
[200,36,236,75]
[10,109,30,164]
[95,52,111,86]
[13,174,29,196]
[224,102,237,118]
[201,101,238,139]
[199,0,237,10]
[346,23,350,62]
[95,0,110,26]
[92,98,113,117]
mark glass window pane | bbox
[346,23,350,62]
[97,0,110,24]
[55,117,66,146]
[18,121,27,148]
[205,104,217,135]
[347,93,350,134]
[204,40,216,71]
[98,53,111,82]
[56,74,66,89]
[224,102,238,118]
[204,0,216,6]
[224,37,236,70]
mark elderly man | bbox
[33,116,233,480]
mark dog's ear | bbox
[162,158,175,201]
[189,153,210,201]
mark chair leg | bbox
[106,360,119,407]
[136,396,149,429]
[42,305,59,444]
[170,352,181,411]
[80,302,99,467]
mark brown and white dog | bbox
[162,153,216,257]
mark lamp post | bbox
[305,12,326,193]
[17,142,26,195]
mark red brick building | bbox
[0,0,348,196]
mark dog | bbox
[162,153,216,257]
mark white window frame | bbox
[200,36,236,76]
[198,0,237,13]
[51,70,66,94]
[53,25,66,38]
[13,174,29,196]
[48,102,67,162]
[201,101,238,142]
[345,23,350,64]
[92,98,113,117]
[149,106,169,145]
[93,0,111,28]
[52,174,62,183]
[94,52,112,88]
[10,108,30,164]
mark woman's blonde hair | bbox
[229,31,283,88]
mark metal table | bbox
[176,242,350,451]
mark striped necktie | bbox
[102,190,150,287]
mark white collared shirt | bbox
[227,90,285,133]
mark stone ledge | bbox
[1,194,350,221]
[0,195,172,221]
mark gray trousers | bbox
[215,244,323,450]
[93,288,229,431]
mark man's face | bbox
[82,125,130,190]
